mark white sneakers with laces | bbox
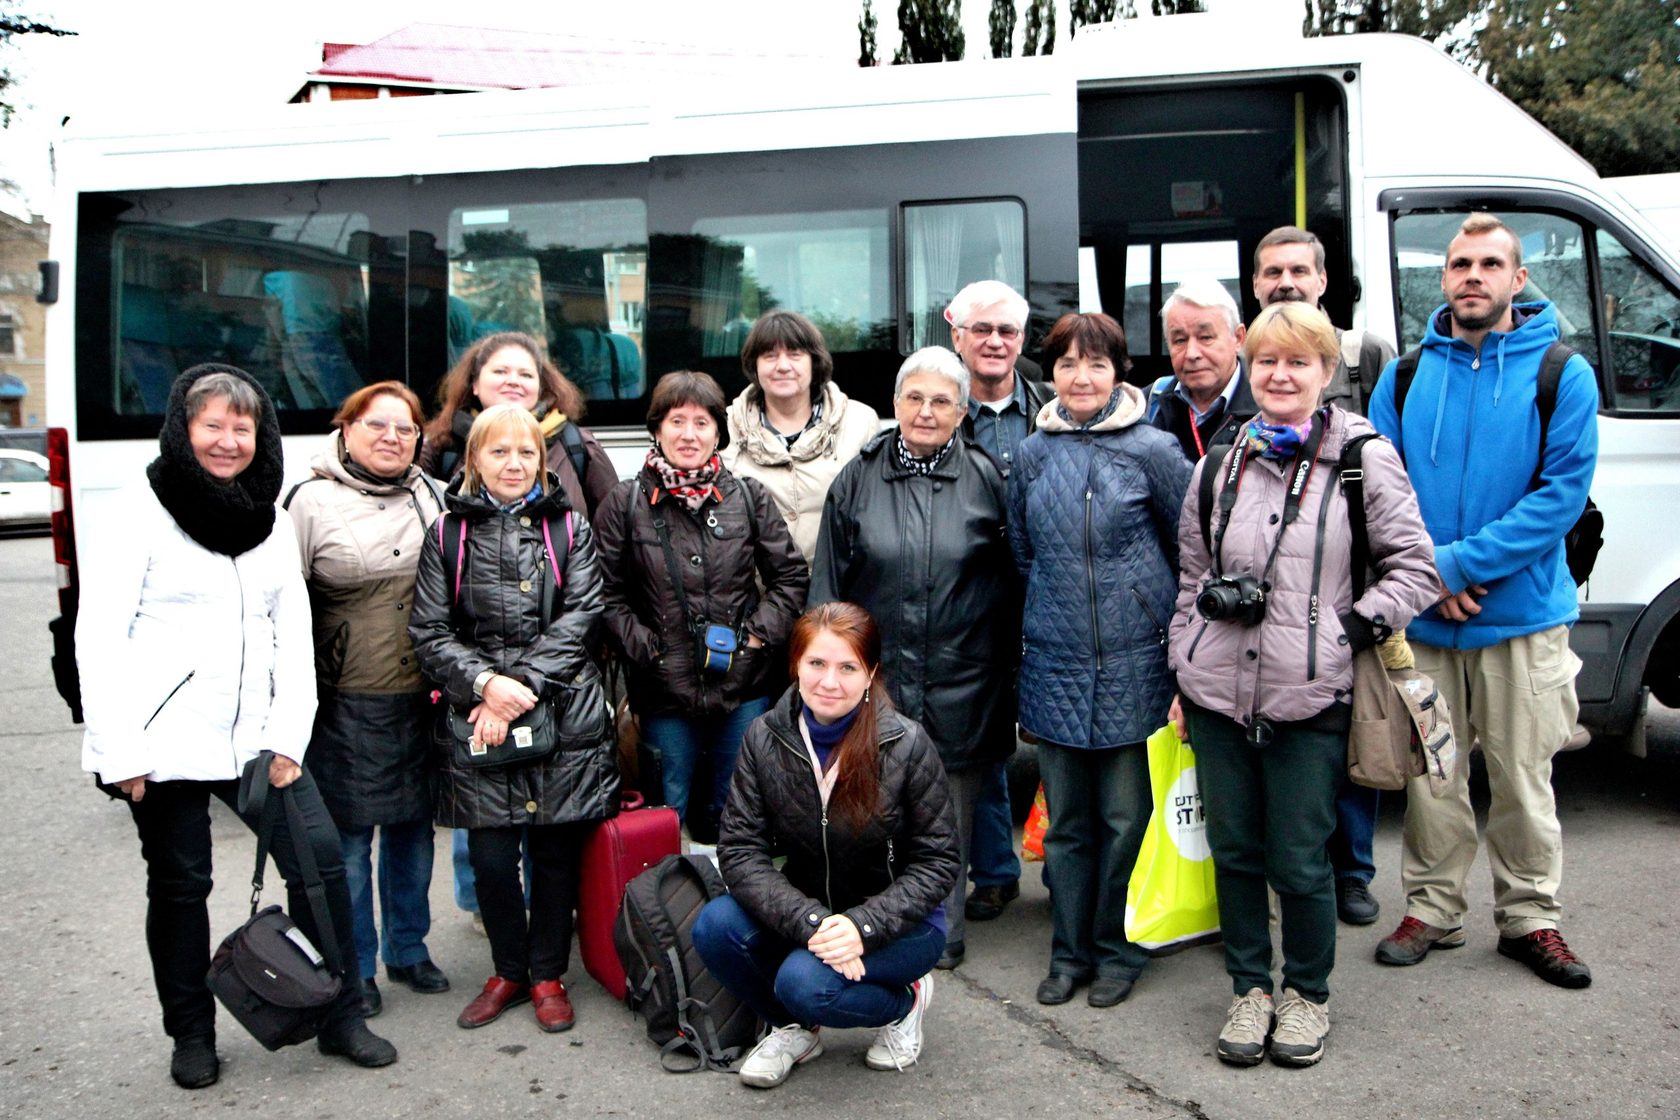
[866,973,932,1071]
[738,1023,823,1089]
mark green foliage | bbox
[1152,0,1206,12]
[1070,0,1123,36]
[1305,1,1680,175]
[1022,0,1056,54]
[0,7,75,128]
[893,0,967,63]
[990,0,1017,56]
[859,0,880,66]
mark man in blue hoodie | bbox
[1367,213,1596,989]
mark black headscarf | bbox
[146,363,285,557]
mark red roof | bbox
[308,22,838,91]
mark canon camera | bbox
[1195,573,1267,627]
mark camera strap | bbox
[1210,411,1328,588]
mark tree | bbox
[989,0,1016,57]
[1,8,75,128]
[1022,0,1056,55]
[1305,0,1680,176]
[1070,0,1123,36]
[893,0,966,63]
[1152,0,1206,12]
[859,0,880,66]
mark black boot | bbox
[317,1020,398,1068]
[170,1034,219,1089]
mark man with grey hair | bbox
[1150,279,1257,461]
[1252,226,1396,417]
[944,280,1045,935]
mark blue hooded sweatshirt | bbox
[1367,301,1597,651]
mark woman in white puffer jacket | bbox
[77,364,396,1090]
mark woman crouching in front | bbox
[693,602,959,1089]
[1168,303,1437,1068]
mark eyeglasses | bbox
[898,391,960,416]
[959,321,1022,341]
[358,417,421,441]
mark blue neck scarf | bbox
[1243,417,1313,461]
[801,701,860,773]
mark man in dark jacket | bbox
[1151,279,1257,460]
[1252,225,1399,928]
[947,279,1044,926]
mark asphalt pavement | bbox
[2,533,1677,1120]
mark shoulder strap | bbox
[1531,341,1577,490]
[557,420,589,490]
[437,512,467,606]
[1340,434,1382,600]
[537,510,575,626]
[1392,347,1422,428]
[239,752,342,975]
[1339,329,1364,383]
[647,488,699,632]
[1197,440,1237,556]
[1146,375,1175,422]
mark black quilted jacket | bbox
[717,685,959,953]
[408,475,618,828]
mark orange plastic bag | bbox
[1021,784,1048,862]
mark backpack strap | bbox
[1197,440,1238,557]
[1340,433,1383,600]
[556,420,590,492]
[1145,374,1176,423]
[437,513,467,606]
[1391,346,1422,439]
[1531,341,1577,490]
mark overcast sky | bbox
[0,0,1291,216]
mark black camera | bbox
[1196,573,1267,626]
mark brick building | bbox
[0,210,48,428]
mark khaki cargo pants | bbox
[1402,626,1580,937]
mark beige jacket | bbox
[723,381,879,561]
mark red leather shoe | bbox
[531,980,575,1033]
[457,976,530,1029]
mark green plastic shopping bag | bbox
[1123,722,1220,955]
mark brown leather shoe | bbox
[531,980,575,1033]
[457,976,530,1029]
[1374,915,1466,965]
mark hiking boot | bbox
[964,881,1020,922]
[1335,879,1380,926]
[1216,988,1273,1067]
[867,974,932,1071]
[1269,989,1329,1067]
[1374,916,1465,965]
[738,1024,822,1089]
[1498,929,1592,989]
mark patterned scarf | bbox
[484,479,545,513]
[646,446,723,512]
[894,433,957,476]
[1243,416,1314,461]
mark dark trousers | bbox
[1330,779,1380,885]
[692,895,942,1030]
[121,769,365,1041]
[1036,741,1152,981]
[1187,704,1344,1003]
[467,822,588,985]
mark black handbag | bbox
[443,663,613,770]
[205,753,344,1050]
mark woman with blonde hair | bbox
[409,404,618,1035]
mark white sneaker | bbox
[738,1024,822,1089]
[866,973,932,1071]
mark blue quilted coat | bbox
[1008,384,1192,750]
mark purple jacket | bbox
[1168,407,1438,725]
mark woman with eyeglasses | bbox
[285,381,450,1017]
[1007,313,1192,1010]
[809,346,1020,973]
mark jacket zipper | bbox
[1085,486,1103,672]
[1307,472,1335,680]
[231,560,247,769]
[143,670,196,731]
[1130,586,1166,648]
[1186,618,1209,662]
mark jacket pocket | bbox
[143,670,197,731]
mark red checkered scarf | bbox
[645,446,723,512]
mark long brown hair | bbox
[789,602,890,830]
[424,331,586,452]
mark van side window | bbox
[447,200,648,404]
[1596,230,1680,412]
[903,199,1025,350]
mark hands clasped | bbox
[470,674,539,747]
[808,914,866,981]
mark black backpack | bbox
[1391,341,1604,588]
[614,854,758,1072]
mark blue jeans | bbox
[452,826,531,913]
[693,896,943,1030]
[1037,741,1152,981]
[642,696,769,825]
[968,759,1022,888]
[341,819,436,979]
[1329,779,1379,885]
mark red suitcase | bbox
[577,792,681,999]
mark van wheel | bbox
[1646,631,1680,708]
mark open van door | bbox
[1381,186,1680,748]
